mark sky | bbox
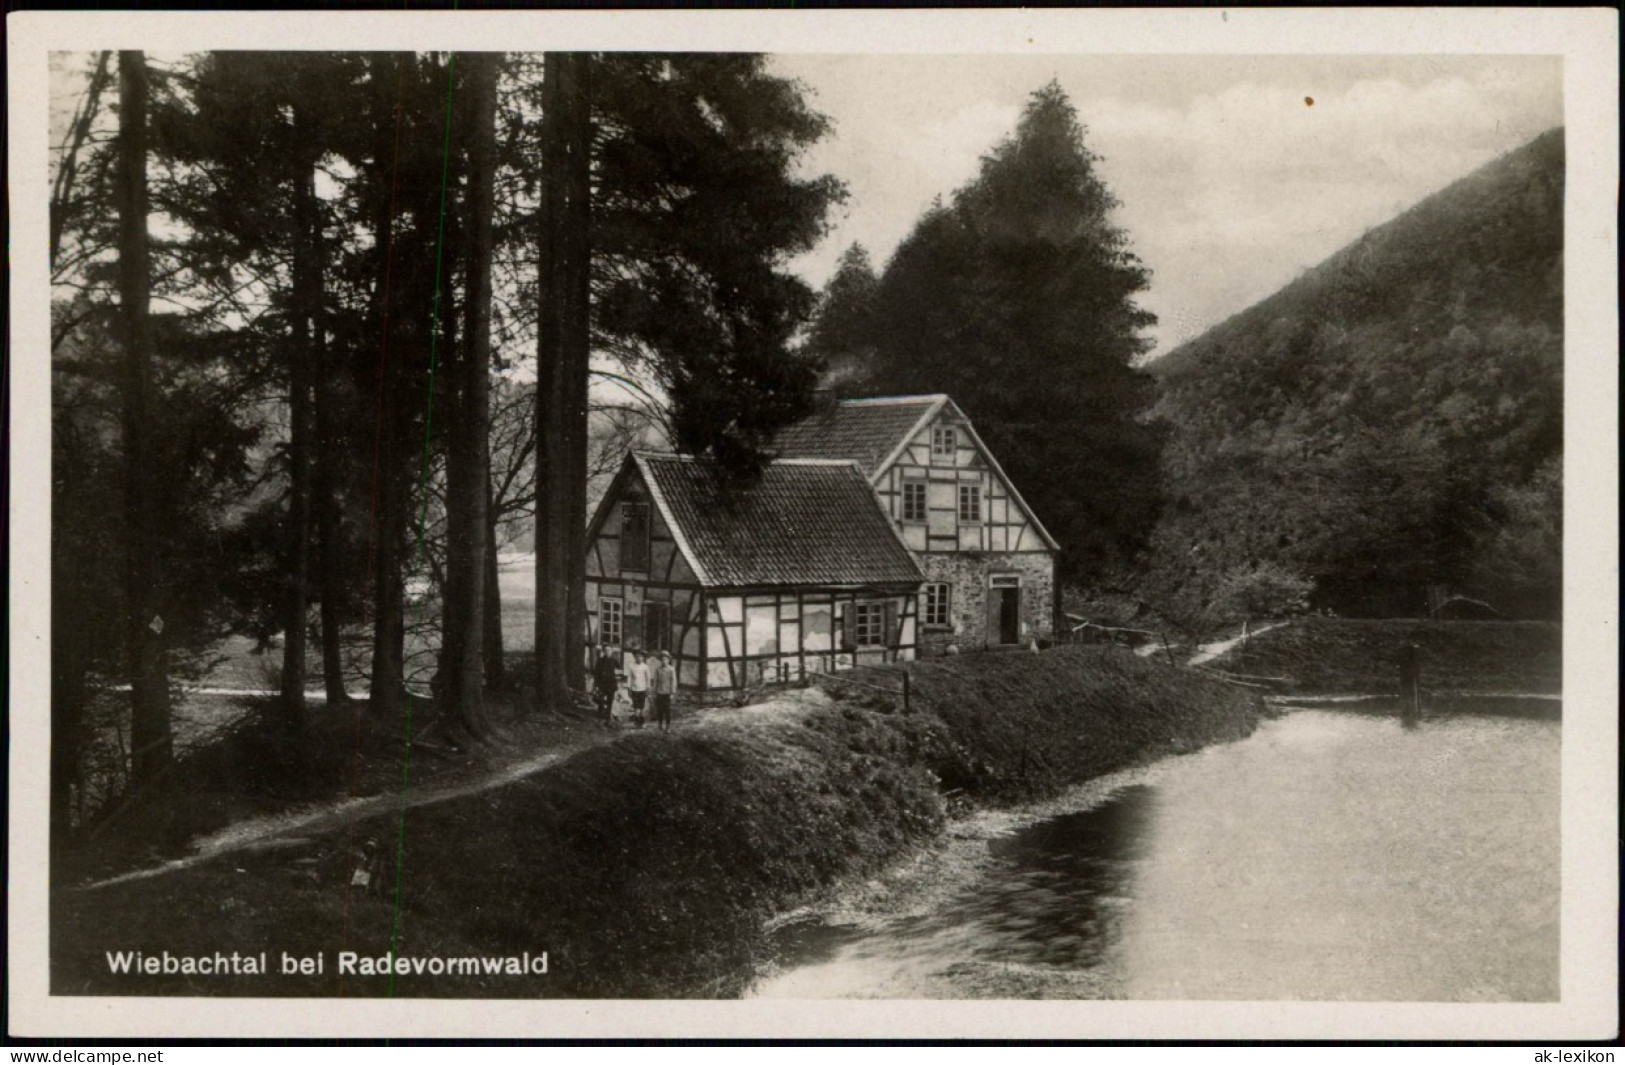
[46,51,1564,363]
[769,55,1563,358]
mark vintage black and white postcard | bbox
[7,7,1619,1042]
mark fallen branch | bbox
[1187,667,1277,689]
[409,737,466,761]
[1189,665,1290,683]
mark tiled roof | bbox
[773,393,1062,552]
[635,453,923,589]
[770,395,945,476]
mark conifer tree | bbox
[116,49,175,786]
[803,243,879,387]
[836,82,1162,580]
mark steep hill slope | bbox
[1143,129,1563,625]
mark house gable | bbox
[585,455,704,587]
[869,398,1059,555]
[585,455,708,680]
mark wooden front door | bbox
[988,578,1021,645]
[643,601,671,653]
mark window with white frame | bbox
[957,484,982,523]
[600,596,624,646]
[852,602,886,648]
[902,481,927,523]
[922,582,951,628]
[931,425,956,457]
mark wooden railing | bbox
[1059,618,1178,667]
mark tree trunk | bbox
[438,51,499,737]
[366,56,409,723]
[432,231,465,714]
[117,50,173,788]
[370,406,409,722]
[535,52,593,709]
[303,121,350,708]
[279,117,321,734]
[313,275,349,705]
[50,612,88,860]
[482,494,506,689]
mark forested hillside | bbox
[1142,128,1563,625]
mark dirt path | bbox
[1129,621,1291,664]
[1186,621,1289,667]
[79,741,599,892]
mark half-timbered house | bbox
[773,394,1059,654]
[584,451,923,692]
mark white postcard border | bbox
[8,6,1618,1041]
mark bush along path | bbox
[52,646,1263,998]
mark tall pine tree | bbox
[526,53,844,701]
[802,243,879,388]
[837,82,1162,582]
[116,50,175,787]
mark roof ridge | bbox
[838,394,947,407]
[635,450,861,471]
[769,457,864,468]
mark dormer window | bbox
[931,425,956,457]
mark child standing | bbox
[626,649,651,728]
[652,650,677,732]
[609,684,636,726]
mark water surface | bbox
[752,709,1559,1000]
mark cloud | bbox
[1081,68,1561,351]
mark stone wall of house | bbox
[915,551,1055,655]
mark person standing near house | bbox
[593,643,620,721]
[627,649,651,727]
[652,650,677,732]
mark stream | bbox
[750,706,1560,1001]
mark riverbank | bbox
[52,645,1261,998]
[1222,618,1561,695]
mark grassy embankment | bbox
[62,686,609,887]
[53,645,1260,998]
[1231,618,1562,696]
